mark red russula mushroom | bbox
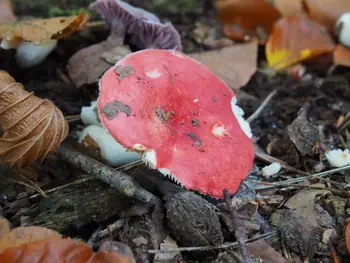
[97,49,254,198]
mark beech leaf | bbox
[266,15,335,70]
[333,44,350,67]
[0,11,88,42]
[0,236,135,263]
[0,71,69,168]
[0,226,61,254]
[189,42,258,90]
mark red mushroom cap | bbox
[98,49,254,198]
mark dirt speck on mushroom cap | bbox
[98,49,254,198]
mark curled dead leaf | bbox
[0,71,69,168]
[304,0,350,30]
[0,11,88,42]
[215,0,281,42]
[333,44,350,67]
[0,226,61,254]
[0,236,135,263]
[266,15,335,70]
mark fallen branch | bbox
[55,144,156,206]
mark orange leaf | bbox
[0,11,88,42]
[304,0,350,30]
[0,0,16,24]
[266,15,335,70]
[333,44,350,67]
[0,71,69,168]
[0,226,61,254]
[215,0,281,42]
[0,237,135,263]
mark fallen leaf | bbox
[0,217,11,238]
[0,236,135,263]
[0,11,88,42]
[0,226,61,253]
[284,187,333,228]
[266,15,335,70]
[154,236,181,262]
[67,22,131,87]
[345,217,350,254]
[271,0,305,17]
[287,113,319,156]
[304,0,350,30]
[333,44,350,67]
[189,41,258,90]
[247,239,288,263]
[0,0,16,24]
[0,71,69,168]
[279,210,319,259]
[215,0,281,42]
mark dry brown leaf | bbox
[215,0,281,42]
[0,236,135,263]
[0,226,61,254]
[333,44,350,67]
[0,217,11,238]
[0,11,88,42]
[0,0,16,24]
[189,41,258,90]
[67,39,131,87]
[0,71,69,168]
[272,0,305,16]
[304,0,350,30]
[266,15,335,70]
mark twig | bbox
[147,231,278,253]
[56,144,156,206]
[247,89,278,123]
[65,114,81,123]
[248,179,350,196]
[23,176,96,200]
[224,189,253,263]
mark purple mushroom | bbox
[90,0,182,50]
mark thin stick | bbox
[56,145,156,205]
[247,89,278,123]
[148,231,278,254]
[224,189,253,263]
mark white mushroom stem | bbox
[15,39,58,68]
[80,100,101,126]
[78,125,141,166]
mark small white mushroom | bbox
[78,125,141,166]
[325,149,350,167]
[261,162,281,178]
[15,39,58,68]
[335,13,350,48]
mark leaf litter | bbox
[1,0,350,262]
